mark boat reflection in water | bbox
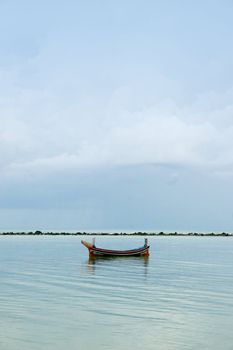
[86,254,149,278]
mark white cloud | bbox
[1,84,233,181]
[1,32,233,182]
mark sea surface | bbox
[0,236,232,350]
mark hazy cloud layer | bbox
[1,0,233,230]
[1,82,233,180]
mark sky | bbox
[1,0,233,232]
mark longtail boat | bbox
[81,238,150,257]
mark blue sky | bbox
[1,0,233,231]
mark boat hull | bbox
[81,240,150,257]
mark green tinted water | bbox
[0,236,232,350]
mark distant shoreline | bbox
[0,231,232,236]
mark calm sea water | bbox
[0,236,232,350]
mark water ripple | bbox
[0,236,233,350]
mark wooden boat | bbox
[81,238,150,257]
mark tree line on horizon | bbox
[0,231,232,236]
